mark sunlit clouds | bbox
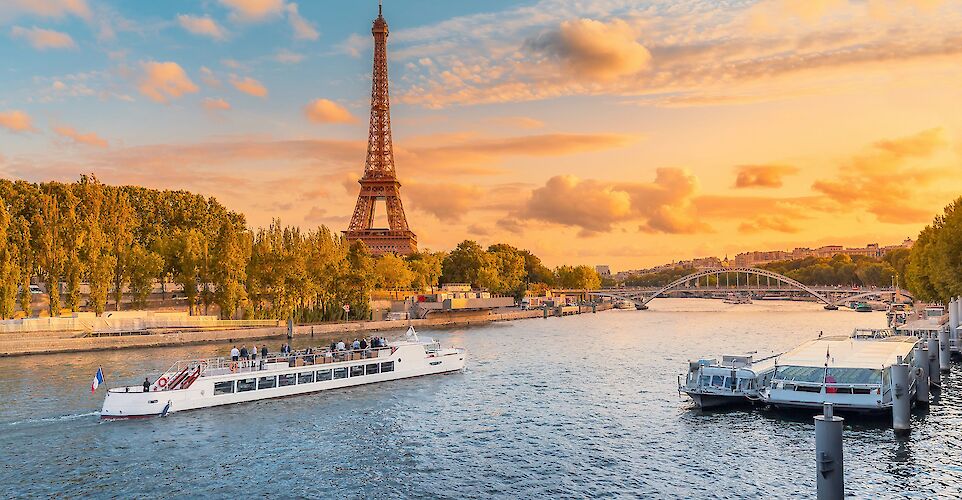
[137,61,199,103]
[1,1,962,269]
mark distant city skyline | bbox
[1,1,961,268]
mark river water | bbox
[1,299,960,498]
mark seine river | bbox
[1,299,960,498]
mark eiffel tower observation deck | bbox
[343,2,418,256]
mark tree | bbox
[0,203,18,319]
[127,245,164,309]
[211,220,251,319]
[556,265,601,290]
[883,248,911,283]
[487,244,526,298]
[103,189,135,310]
[407,250,444,292]
[167,229,204,315]
[375,253,414,298]
[519,249,554,286]
[34,194,65,316]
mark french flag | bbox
[91,367,105,394]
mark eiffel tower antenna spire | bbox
[343,2,417,256]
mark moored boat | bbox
[760,333,920,413]
[678,354,777,409]
[101,328,465,418]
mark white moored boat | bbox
[678,354,777,409]
[760,332,920,413]
[101,328,466,419]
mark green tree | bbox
[0,203,18,319]
[375,253,414,298]
[103,189,136,310]
[127,245,164,309]
[488,244,526,298]
[34,194,65,316]
[407,250,444,292]
[167,229,204,315]
[211,221,251,319]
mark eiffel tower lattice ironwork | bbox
[343,2,417,256]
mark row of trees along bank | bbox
[0,177,601,321]
[906,197,962,302]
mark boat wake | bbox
[6,411,100,427]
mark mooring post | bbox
[914,345,929,404]
[938,327,951,374]
[891,357,911,435]
[927,338,941,389]
[815,402,844,500]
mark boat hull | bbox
[685,391,753,409]
[102,345,465,419]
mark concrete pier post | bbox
[927,338,941,389]
[891,358,911,435]
[914,345,929,404]
[939,327,951,373]
[949,299,959,341]
[815,402,844,500]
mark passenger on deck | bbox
[240,346,249,366]
[230,346,240,361]
[360,338,368,350]
[330,342,336,351]
[260,345,268,370]
[250,347,257,366]
[352,339,361,350]
[336,340,346,351]
[143,377,150,392]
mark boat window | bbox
[881,367,891,390]
[258,376,277,389]
[298,372,315,384]
[333,367,348,380]
[725,377,736,390]
[774,366,825,383]
[381,361,394,373]
[366,363,379,375]
[739,379,753,391]
[214,381,234,395]
[237,378,256,392]
[827,368,883,385]
[350,365,365,377]
[318,369,333,381]
[699,375,710,387]
[279,374,296,387]
[711,375,724,387]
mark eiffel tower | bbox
[343,2,417,256]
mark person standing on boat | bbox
[360,338,367,350]
[260,345,268,370]
[250,345,257,370]
[230,346,240,362]
[352,339,361,350]
[336,340,345,351]
[143,377,150,392]
[240,345,249,368]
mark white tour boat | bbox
[760,333,920,413]
[722,293,752,305]
[678,354,777,409]
[101,328,466,419]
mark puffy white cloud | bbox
[230,75,268,97]
[137,61,199,103]
[177,14,228,40]
[303,98,356,124]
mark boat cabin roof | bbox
[778,336,918,369]
[896,319,943,333]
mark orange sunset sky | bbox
[1,0,961,270]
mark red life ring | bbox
[157,377,168,388]
[229,362,238,373]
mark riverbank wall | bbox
[0,304,610,356]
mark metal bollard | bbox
[927,338,941,388]
[891,358,910,434]
[815,402,844,500]
[938,328,951,373]
[914,345,929,404]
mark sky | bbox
[1,0,961,271]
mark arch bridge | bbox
[587,267,912,308]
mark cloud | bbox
[738,215,800,234]
[177,14,227,40]
[487,116,545,130]
[734,164,800,188]
[304,98,356,124]
[525,18,651,81]
[10,25,76,50]
[285,2,318,41]
[218,0,284,22]
[0,0,91,20]
[199,66,221,87]
[402,133,633,169]
[812,127,951,223]
[137,61,199,103]
[405,182,483,222]
[0,110,36,133]
[274,49,304,64]
[202,97,231,111]
[52,125,108,148]
[521,168,709,234]
[230,75,268,97]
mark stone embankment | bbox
[0,304,609,356]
